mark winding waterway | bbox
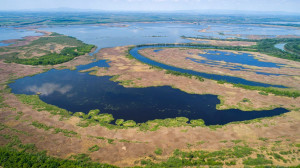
[7,22,296,125]
[130,45,287,88]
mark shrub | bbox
[115,119,124,126]
[243,154,272,165]
[31,121,53,131]
[123,120,136,127]
[88,109,100,116]
[93,113,114,123]
[190,119,205,127]
[154,148,163,155]
[0,146,117,168]
[88,145,100,152]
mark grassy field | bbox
[181,36,300,61]
[0,21,299,167]
[1,46,300,167]
[2,32,95,65]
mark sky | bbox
[0,0,299,13]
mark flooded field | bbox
[5,22,299,124]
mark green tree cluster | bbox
[0,146,117,168]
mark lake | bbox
[0,27,42,46]
[274,43,287,51]
[38,22,300,54]
[5,22,295,125]
[9,68,288,125]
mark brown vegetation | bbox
[139,48,300,89]
[0,33,299,167]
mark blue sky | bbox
[0,0,299,13]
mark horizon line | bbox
[0,9,300,15]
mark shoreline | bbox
[0,27,300,167]
[138,46,300,89]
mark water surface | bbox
[274,43,287,51]
[39,23,300,55]
[197,50,281,68]
[9,69,288,125]
[130,45,287,88]
[5,23,294,125]
[0,27,42,46]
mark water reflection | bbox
[26,83,72,96]
[9,69,289,125]
[5,23,295,125]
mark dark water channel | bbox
[130,45,287,88]
[7,23,292,125]
[10,67,288,125]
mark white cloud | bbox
[26,83,72,96]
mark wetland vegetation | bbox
[2,33,95,65]
[14,94,289,132]
[10,70,289,126]
[0,146,117,168]
[0,11,300,168]
[182,36,300,61]
[216,80,300,98]
[285,42,300,55]
[130,44,289,88]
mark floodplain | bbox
[0,16,300,167]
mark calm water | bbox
[76,60,110,71]
[130,45,287,88]
[186,50,285,76]
[274,43,287,51]
[9,69,288,125]
[39,22,300,54]
[0,27,42,46]
[186,57,250,71]
[197,50,281,68]
[0,43,12,47]
[153,49,164,52]
[6,23,294,124]
[39,23,196,55]
[205,24,300,38]
[255,72,283,76]
[186,57,284,76]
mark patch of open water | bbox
[9,68,288,125]
[6,23,294,125]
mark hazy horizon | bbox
[1,0,299,14]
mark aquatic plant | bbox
[190,119,205,127]
[17,94,72,119]
[122,120,137,127]
[88,109,100,116]
[92,113,114,123]
[115,119,124,126]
